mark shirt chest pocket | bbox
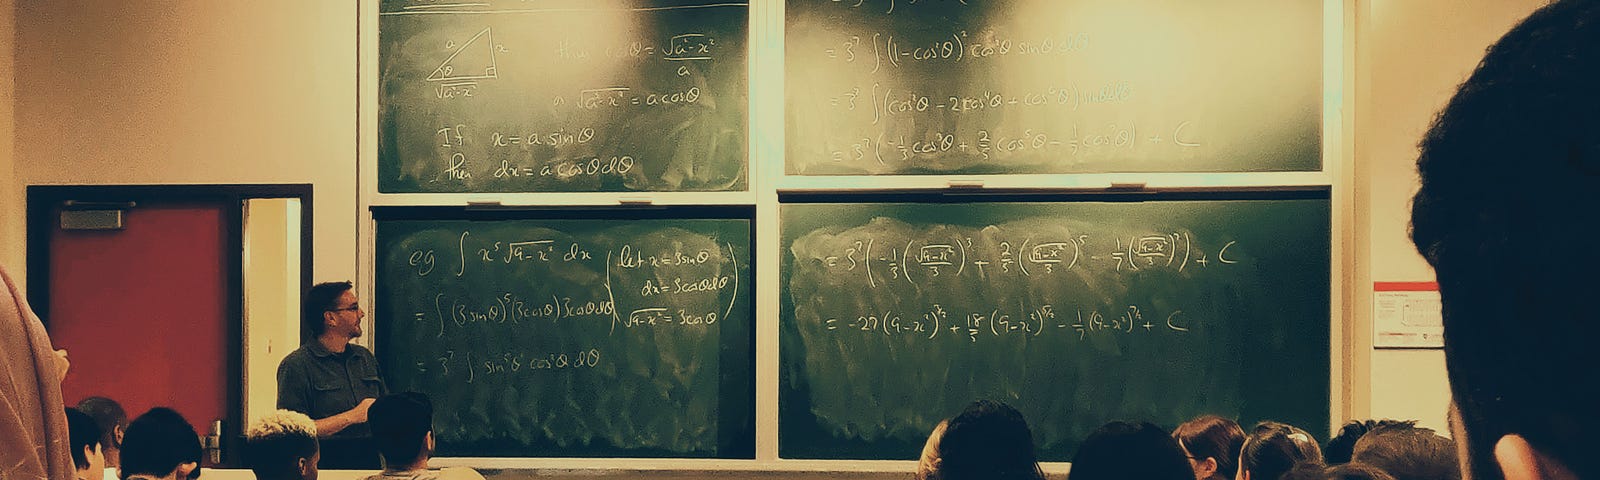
[310,380,349,414]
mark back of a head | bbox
[1408,0,1600,478]
[66,407,103,471]
[77,397,128,455]
[1069,421,1192,480]
[1324,463,1398,480]
[1174,415,1246,480]
[935,400,1044,480]
[1241,423,1320,480]
[368,392,433,469]
[915,419,949,480]
[1349,425,1458,480]
[1324,420,1415,466]
[120,407,202,479]
[1253,422,1322,465]
[246,410,319,480]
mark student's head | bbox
[1069,421,1193,480]
[1410,0,1600,479]
[368,392,434,469]
[1254,422,1322,465]
[915,419,949,480]
[66,407,106,480]
[120,407,202,480]
[245,410,319,480]
[1278,463,1398,480]
[303,281,360,339]
[77,396,128,467]
[1174,415,1247,480]
[1324,463,1399,480]
[935,400,1044,480]
[1349,424,1458,480]
[1238,422,1320,480]
[1324,420,1415,466]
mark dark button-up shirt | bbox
[276,340,388,438]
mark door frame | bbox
[26,183,313,467]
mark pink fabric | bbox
[0,264,73,480]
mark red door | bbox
[46,203,231,439]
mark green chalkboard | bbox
[786,0,1322,175]
[780,197,1331,460]
[379,0,748,193]
[375,210,754,458]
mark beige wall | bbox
[11,0,357,284]
[0,0,18,273]
[1355,0,1549,431]
[242,198,301,424]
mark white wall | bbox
[11,0,357,284]
[1355,0,1548,431]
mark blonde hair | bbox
[916,419,949,480]
[246,410,316,440]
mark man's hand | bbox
[346,398,376,423]
[314,397,379,437]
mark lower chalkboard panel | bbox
[375,208,754,458]
[779,198,1331,460]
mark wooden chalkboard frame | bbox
[354,0,1358,473]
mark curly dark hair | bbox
[1410,0,1600,478]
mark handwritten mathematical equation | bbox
[823,303,1190,342]
[555,33,723,63]
[823,30,1091,70]
[422,288,728,337]
[832,83,1135,121]
[403,232,738,277]
[413,348,604,384]
[403,235,743,336]
[429,124,638,184]
[827,123,1199,166]
[818,232,1238,288]
[818,0,974,16]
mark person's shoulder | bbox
[278,344,316,367]
[436,466,487,480]
[348,343,377,358]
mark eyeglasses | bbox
[327,305,361,313]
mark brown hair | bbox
[1173,415,1245,480]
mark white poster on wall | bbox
[1374,282,1444,348]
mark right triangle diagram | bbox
[427,27,498,82]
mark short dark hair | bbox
[1350,424,1458,480]
[1409,0,1600,479]
[1278,462,1333,480]
[303,281,353,337]
[1068,421,1192,480]
[1173,415,1246,480]
[76,396,127,452]
[65,407,103,470]
[1324,463,1399,480]
[1324,419,1415,465]
[935,400,1044,480]
[369,392,433,468]
[1241,422,1321,480]
[121,407,202,479]
[245,410,319,480]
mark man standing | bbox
[277,281,387,469]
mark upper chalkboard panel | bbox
[780,196,1330,460]
[785,0,1322,175]
[379,1,748,193]
[374,208,754,457]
